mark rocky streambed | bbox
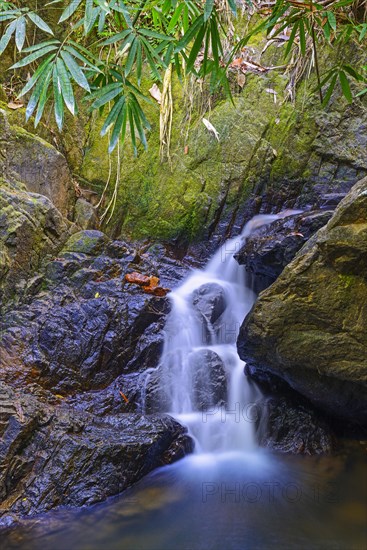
[1,119,366,527]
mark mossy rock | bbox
[238,176,367,428]
[62,230,109,256]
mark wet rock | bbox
[0,180,73,303]
[254,396,335,455]
[0,238,182,395]
[192,283,226,324]
[235,210,333,291]
[62,230,108,255]
[0,109,74,216]
[238,177,367,428]
[191,350,227,410]
[0,383,192,519]
[74,197,99,230]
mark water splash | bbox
[142,215,285,453]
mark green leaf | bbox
[322,72,337,107]
[100,95,125,136]
[128,104,137,155]
[125,37,137,76]
[299,19,306,55]
[186,23,206,72]
[91,85,123,109]
[28,12,54,35]
[204,0,214,22]
[15,16,26,51]
[0,18,17,55]
[59,0,83,23]
[339,70,353,102]
[63,44,101,71]
[326,11,336,31]
[56,57,75,114]
[109,102,127,153]
[167,3,184,33]
[284,20,299,58]
[175,15,204,52]
[138,28,174,41]
[101,29,131,46]
[53,65,64,130]
[11,44,59,68]
[60,50,90,91]
[84,0,96,34]
[34,67,53,126]
[18,53,56,97]
[23,39,60,53]
[25,63,53,121]
[227,0,237,15]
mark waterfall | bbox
[142,215,282,453]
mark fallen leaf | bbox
[7,102,24,110]
[202,118,220,141]
[149,83,162,104]
[119,391,129,403]
[125,272,151,286]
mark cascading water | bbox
[142,214,282,453]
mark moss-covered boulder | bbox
[237,176,367,427]
[0,108,75,216]
[62,230,108,255]
[0,180,72,302]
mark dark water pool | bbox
[2,444,366,550]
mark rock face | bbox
[0,180,72,303]
[0,382,193,520]
[237,177,367,428]
[0,109,75,216]
[0,232,194,520]
[235,210,333,291]
[254,396,335,454]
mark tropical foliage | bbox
[0,0,366,154]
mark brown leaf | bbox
[7,102,24,110]
[125,272,151,286]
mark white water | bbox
[143,214,285,454]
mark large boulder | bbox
[234,210,333,291]
[237,177,367,428]
[0,180,72,303]
[0,234,187,395]
[0,109,75,216]
[0,382,193,520]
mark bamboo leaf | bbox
[15,16,26,51]
[109,103,127,153]
[10,44,59,68]
[100,95,125,136]
[204,0,214,22]
[321,72,337,106]
[60,49,90,91]
[28,12,54,35]
[59,0,83,23]
[91,85,122,109]
[53,65,64,130]
[299,19,306,55]
[326,11,336,32]
[25,64,52,121]
[56,57,75,114]
[23,39,60,53]
[0,19,17,55]
[18,53,55,97]
[34,67,53,126]
[339,70,353,102]
[124,37,137,76]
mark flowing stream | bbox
[142,214,281,453]
[2,215,366,550]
